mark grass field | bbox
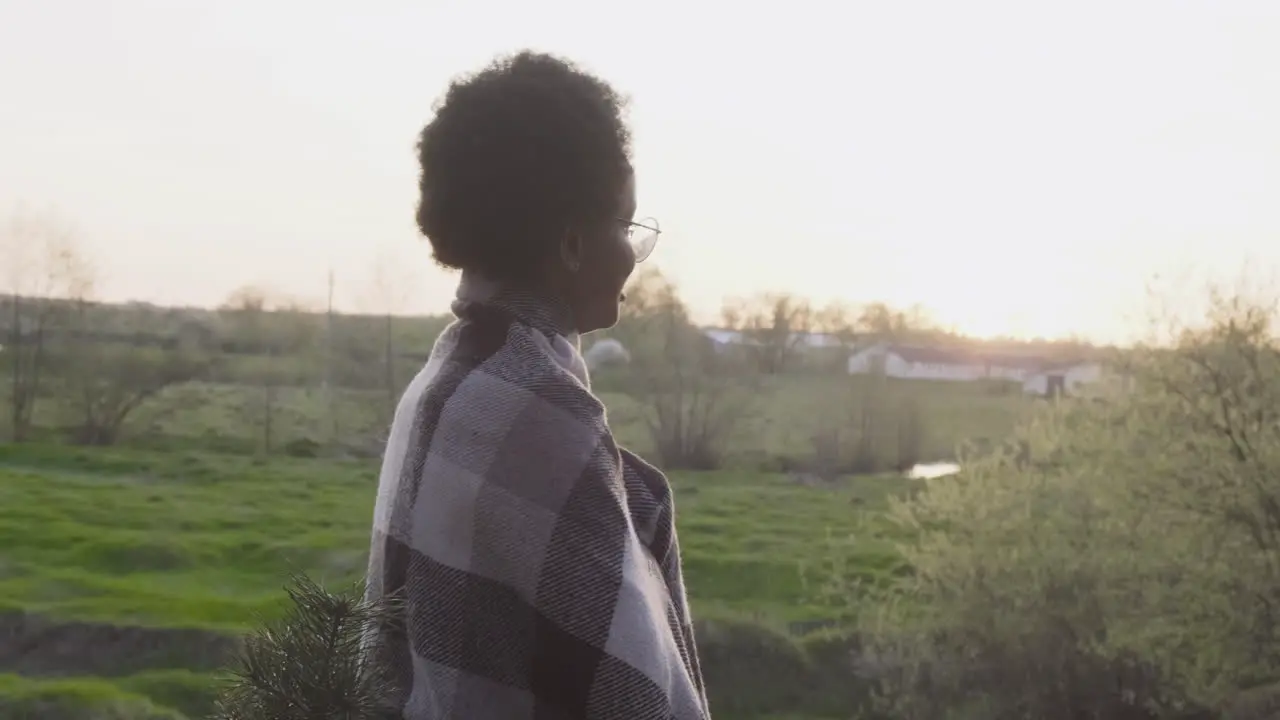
[111,373,1032,468]
[1,371,1024,717]
[603,373,1031,468]
[0,442,916,719]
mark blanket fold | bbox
[365,276,710,719]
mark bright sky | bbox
[2,0,1278,343]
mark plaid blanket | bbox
[365,274,710,719]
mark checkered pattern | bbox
[365,275,710,719]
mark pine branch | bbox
[213,574,403,720]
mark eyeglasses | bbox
[622,217,661,263]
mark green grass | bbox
[0,444,911,718]
[105,372,1029,468]
[674,469,911,620]
[602,373,1029,467]
[0,447,374,628]
[0,444,904,628]
[0,671,215,719]
[1,371,1014,719]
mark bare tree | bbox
[813,300,860,348]
[63,341,213,445]
[31,258,211,446]
[855,301,939,343]
[621,269,752,470]
[719,292,814,374]
[0,210,95,441]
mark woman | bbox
[365,52,710,719]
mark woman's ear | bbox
[560,231,584,273]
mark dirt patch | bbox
[0,611,239,677]
[0,697,181,720]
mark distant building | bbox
[847,342,1045,382]
[1021,362,1105,397]
[845,342,1105,395]
[702,328,753,351]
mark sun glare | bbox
[904,279,1082,341]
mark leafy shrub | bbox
[862,291,1280,718]
[695,617,874,719]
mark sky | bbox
[1,0,1278,343]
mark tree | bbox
[813,300,860,348]
[808,369,928,478]
[855,301,938,342]
[620,269,752,470]
[720,292,814,374]
[0,210,95,441]
[62,342,213,445]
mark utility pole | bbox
[385,306,395,413]
[325,269,334,391]
[325,268,337,444]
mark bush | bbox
[809,373,930,478]
[694,617,874,719]
[861,291,1280,719]
[282,437,320,458]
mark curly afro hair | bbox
[415,51,633,281]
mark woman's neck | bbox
[455,271,577,339]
